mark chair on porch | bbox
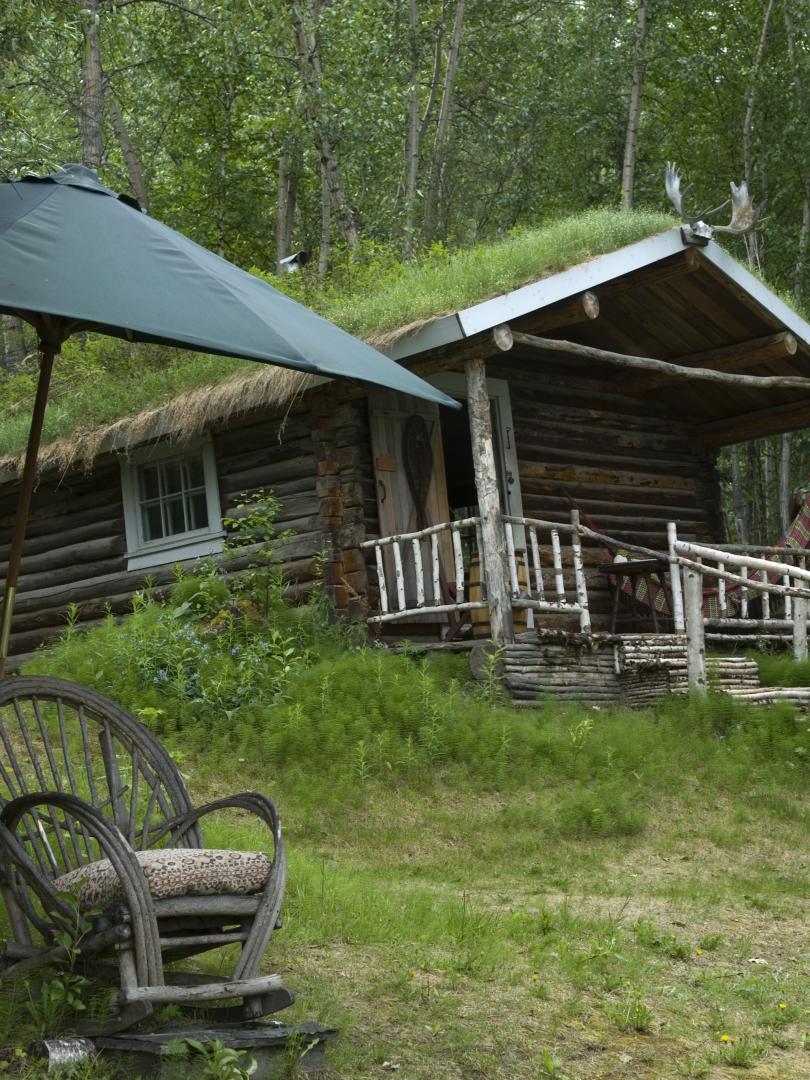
[0,676,289,1034]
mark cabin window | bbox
[120,440,224,571]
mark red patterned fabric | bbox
[581,487,810,621]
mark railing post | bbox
[667,522,685,632]
[793,593,808,661]
[683,563,707,693]
[570,510,591,634]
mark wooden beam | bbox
[520,290,600,334]
[465,355,514,645]
[619,331,799,396]
[598,247,702,294]
[411,291,599,377]
[492,326,810,393]
[696,396,810,446]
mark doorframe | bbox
[430,372,526,524]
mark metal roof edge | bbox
[386,228,688,360]
[383,227,810,364]
[700,241,810,351]
[385,313,465,362]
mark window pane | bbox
[184,457,205,489]
[189,492,209,531]
[139,465,160,501]
[161,460,183,495]
[141,502,164,541]
[165,497,187,536]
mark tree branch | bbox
[106,0,216,24]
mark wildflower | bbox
[695,948,702,956]
[778,1002,787,1009]
[531,974,539,982]
[720,1034,731,1043]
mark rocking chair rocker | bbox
[0,677,289,1034]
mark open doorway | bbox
[431,373,524,524]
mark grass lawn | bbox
[3,696,808,1079]
[217,775,808,1080]
[5,578,809,1078]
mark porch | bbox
[361,510,810,706]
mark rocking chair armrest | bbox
[148,792,283,862]
[145,793,287,983]
[0,792,163,987]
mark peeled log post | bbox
[683,565,707,693]
[793,595,808,661]
[465,355,514,645]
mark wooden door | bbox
[368,389,452,615]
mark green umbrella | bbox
[0,164,459,672]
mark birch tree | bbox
[621,0,648,211]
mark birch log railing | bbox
[362,510,591,633]
[502,511,591,634]
[668,531,810,690]
[361,517,486,625]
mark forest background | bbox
[1,0,809,546]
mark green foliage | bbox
[753,651,810,687]
[606,993,654,1033]
[23,890,103,1037]
[25,566,810,837]
[163,1038,257,1079]
[26,490,329,720]
[311,209,675,340]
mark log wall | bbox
[0,404,324,662]
[311,391,376,621]
[492,355,723,630]
[501,634,761,707]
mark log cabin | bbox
[5,222,810,699]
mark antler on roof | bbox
[665,163,729,227]
[665,163,762,236]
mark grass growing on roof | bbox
[0,208,674,459]
[316,207,676,342]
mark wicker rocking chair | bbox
[0,677,289,1034]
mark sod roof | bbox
[0,208,675,477]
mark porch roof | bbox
[387,228,810,447]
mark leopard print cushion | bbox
[53,849,271,908]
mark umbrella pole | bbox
[0,341,58,677]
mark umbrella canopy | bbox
[0,164,459,673]
[0,164,457,405]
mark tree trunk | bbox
[746,439,763,544]
[620,0,648,212]
[402,0,421,257]
[741,0,776,269]
[763,436,775,540]
[794,178,810,299]
[318,158,331,280]
[784,1,810,300]
[106,86,149,211]
[2,316,26,372]
[731,445,747,543]
[276,148,292,272]
[422,0,466,243]
[287,0,359,249]
[779,432,792,533]
[78,0,104,170]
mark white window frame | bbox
[120,438,225,571]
